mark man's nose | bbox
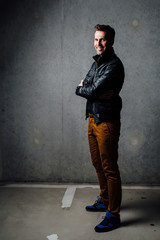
[97,40,102,46]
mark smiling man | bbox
[75,24,124,232]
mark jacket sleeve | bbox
[75,60,121,100]
[82,62,95,87]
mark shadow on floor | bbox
[121,190,160,226]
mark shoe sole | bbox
[86,207,108,212]
[94,223,120,232]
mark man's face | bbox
[94,31,108,55]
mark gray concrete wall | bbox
[0,0,160,184]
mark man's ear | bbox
[109,39,114,47]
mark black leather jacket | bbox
[75,48,124,123]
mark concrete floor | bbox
[0,184,160,240]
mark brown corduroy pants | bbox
[88,116,122,216]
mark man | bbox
[75,24,124,232]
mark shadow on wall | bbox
[0,0,160,183]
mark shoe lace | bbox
[93,196,100,206]
[100,216,109,225]
[101,215,119,226]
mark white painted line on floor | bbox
[76,185,99,189]
[3,184,69,188]
[47,234,58,240]
[122,185,160,190]
[2,183,160,190]
[61,186,76,208]
[2,184,99,189]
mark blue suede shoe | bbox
[85,197,108,212]
[95,211,120,232]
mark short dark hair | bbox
[94,24,115,45]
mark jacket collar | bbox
[93,47,115,63]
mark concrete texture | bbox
[0,184,160,240]
[0,0,160,183]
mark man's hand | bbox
[99,90,114,100]
[78,79,84,86]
